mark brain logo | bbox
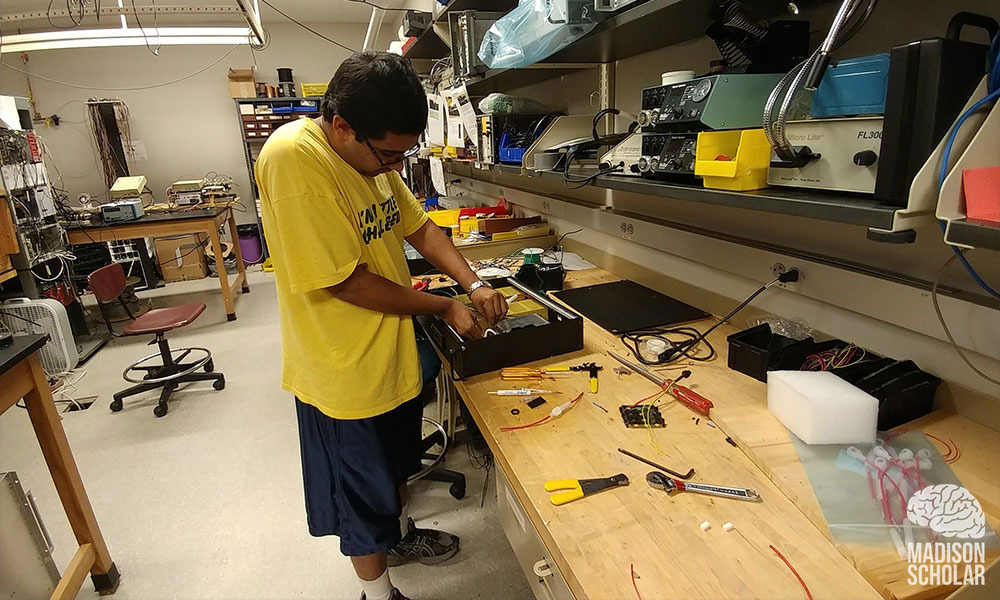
[907,484,986,539]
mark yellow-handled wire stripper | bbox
[544,473,629,505]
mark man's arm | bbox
[330,264,483,338]
[405,219,508,325]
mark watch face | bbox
[691,79,713,102]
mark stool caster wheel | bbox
[153,404,168,418]
[213,376,226,390]
[204,359,214,372]
[449,483,466,500]
[110,399,123,412]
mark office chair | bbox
[409,334,467,500]
[88,263,225,417]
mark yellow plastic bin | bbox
[694,129,772,191]
[428,209,461,228]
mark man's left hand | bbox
[470,286,508,327]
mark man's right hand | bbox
[443,300,484,339]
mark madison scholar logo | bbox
[905,484,987,586]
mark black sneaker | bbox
[387,518,460,566]
[359,589,410,600]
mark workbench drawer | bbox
[496,467,574,600]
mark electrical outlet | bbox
[772,263,802,286]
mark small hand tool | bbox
[646,471,761,502]
[503,363,603,393]
[608,351,713,416]
[613,366,631,379]
[570,362,602,393]
[618,447,694,480]
[545,474,629,505]
[488,388,560,396]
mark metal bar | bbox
[607,351,665,387]
[362,7,386,51]
[1,5,240,23]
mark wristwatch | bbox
[466,279,491,295]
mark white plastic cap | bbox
[700,521,711,531]
[723,522,734,532]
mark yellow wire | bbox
[642,386,672,456]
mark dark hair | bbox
[321,51,427,140]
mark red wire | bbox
[630,563,643,600]
[498,393,584,432]
[770,545,813,600]
[628,382,668,407]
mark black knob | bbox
[629,164,640,173]
[853,150,877,167]
[668,108,684,119]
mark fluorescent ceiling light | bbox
[0,27,255,54]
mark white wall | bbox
[0,22,394,224]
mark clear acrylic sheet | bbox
[792,431,998,553]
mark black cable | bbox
[554,228,583,248]
[0,310,43,328]
[131,0,161,56]
[47,0,79,30]
[592,108,620,142]
[620,275,788,365]
[620,327,716,365]
[260,0,357,53]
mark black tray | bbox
[726,323,815,382]
[417,277,584,379]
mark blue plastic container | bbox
[810,53,891,118]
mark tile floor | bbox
[0,269,532,599]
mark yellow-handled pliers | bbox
[544,473,629,505]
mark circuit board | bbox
[619,404,665,428]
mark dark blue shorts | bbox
[295,397,422,556]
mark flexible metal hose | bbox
[762,62,804,159]
[765,0,864,159]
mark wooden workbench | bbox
[452,268,998,600]
[65,207,249,321]
[0,335,119,598]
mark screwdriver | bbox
[608,351,713,416]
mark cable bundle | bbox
[87,99,133,190]
[799,345,867,371]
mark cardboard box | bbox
[155,234,208,282]
[228,68,256,99]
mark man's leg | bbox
[294,398,409,599]
[352,554,394,600]
[385,399,460,566]
[352,554,388,581]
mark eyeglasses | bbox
[362,137,421,167]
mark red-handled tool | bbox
[669,384,713,417]
[608,351,714,416]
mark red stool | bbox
[88,263,225,417]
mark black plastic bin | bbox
[726,323,815,382]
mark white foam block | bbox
[767,370,878,445]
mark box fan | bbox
[0,298,79,376]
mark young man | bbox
[255,51,508,600]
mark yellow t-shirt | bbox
[255,118,429,419]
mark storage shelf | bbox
[403,28,449,59]
[541,0,794,64]
[466,64,596,95]
[448,161,904,231]
[234,97,321,103]
[596,175,899,229]
[946,218,1000,252]
[434,0,517,22]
